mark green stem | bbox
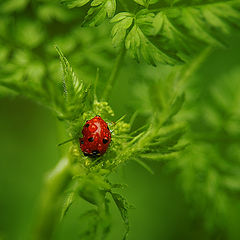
[33,157,72,240]
[102,47,125,101]
[180,46,212,85]
[176,46,213,93]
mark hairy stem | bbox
[102,47,125,101]
[33,157,72,240]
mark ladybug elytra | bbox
[80,115,111,157]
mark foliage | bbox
[131,55,240,238]
[63,0,240,65]
[53,49,186,240]
[173,68,240,234]
[0,40,185,238]
[0,0,240,240]
[0,0,115,98]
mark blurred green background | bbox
[1,0,240,240]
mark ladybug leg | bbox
[92,150,101,157]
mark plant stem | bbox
[102,47,125,101]
[33,157,72,240]
[180,46,213,85]
[175,46,213,94]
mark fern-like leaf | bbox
[173,67,240,232]
[111,0,240,65]
[63,0,116,26]
[56,46,94,121]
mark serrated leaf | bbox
[125,24,180,65]
[153,1,240,60]
[55,46,94,121]
[111,192,130,240]
[112,1,240,66]
[56,46,76,100]
[111,12,133,23]
[111,13,134,47]
[83,0,116,27]
[56,46,84,101]
[112,10,182,65]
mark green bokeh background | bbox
[1,1,240,240]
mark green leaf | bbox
[111,192,130,240]
[133,0,149,7]
[112,1,240,65]
[60,192,76,221]
[56,46,79,100]
[126,24,180,65]
[152,0,240,60]
[133,158,154,174]
[83,0,116,26]
[111,12,134,47]
[62,0,116,26]
[111,10,182,65]
[139,152,178,161]
[78,179,105,206]
[133,0,158,7]
[61,0,90,8]
[171,67,240,231]
[164,93,185,124]
[55,46,97,124]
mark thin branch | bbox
[102,46,125,101]
[33,157,72,240]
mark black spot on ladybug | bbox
[92,150,100,157]
[88,137,94,142]
[103,138,108,144]
[84,152,89,156]
[85,123,89,128]
[80,140,84,144]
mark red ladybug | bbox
[80,115,111,157]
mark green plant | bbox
[34,46,187,240]
[0,0,240,240]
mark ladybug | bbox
[80,115,111,157]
